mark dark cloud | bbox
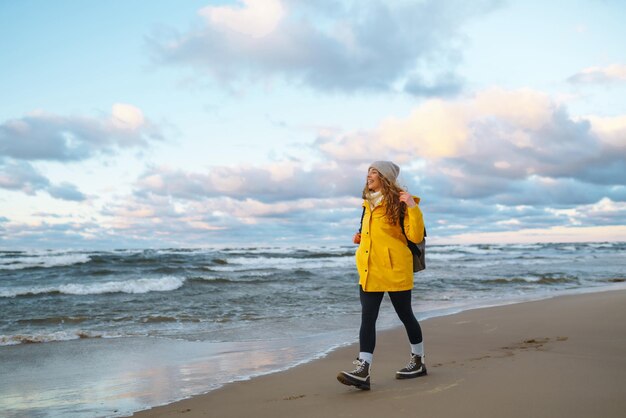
[149,0,500,93]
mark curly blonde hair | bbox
[362,173,405,225]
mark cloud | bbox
[318,88,558,162]
[585,114,626,148]
[317,88,626,200]
[92,155,374,245]
[546,197,626,226]
[438,224,626,245]
[567,64,626,84]
[135,161,364,202]
[110,103,147,130]
[200,0,285,39]
[0,104,164,202]
[102,86,624,247]
[496,177,626,206]
[0,104,162,162]
[0,159,50,194]
[403,71,464,97]
[148,0,500,93]
[0,159,87,202]
[92,191,363,247]
[5,85,623,247]
[0,219,125,250]
[47,182,87,202]
[422,191,626,241]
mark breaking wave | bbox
[0,276,185,298]
[0,253,91,270]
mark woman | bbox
[337,161,426,391]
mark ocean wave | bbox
[588,242,625,250]
[0,276,186,298]
[482,275,579,285]
[502,244,545,250]
[0,253,91,270]
[225,252,355,260]
[17,316,90,325]
[428,245,504,255]
[141,315,202,323]
[426,252,467,260]
[221,246,353,255]
[466,260,554,268]
[188,276,248,284]
[0,330,122,346]
[221,247,292,255]
[187,272,301,285]
[217,256,353,270]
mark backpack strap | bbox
[399,211,427,245]
[358,206,366,234]
[401,208,427,272]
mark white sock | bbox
[411,342,424,357]
[359,352,373,364]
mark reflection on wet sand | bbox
[0,331,351,417]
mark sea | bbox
[1,242,625,417]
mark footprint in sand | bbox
[283,394,306,401]
[502,336,569,351]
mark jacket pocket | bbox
[388,246,413,273]
[385,247,393,270]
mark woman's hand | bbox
[353,233,361,244]
[399,191,416,208]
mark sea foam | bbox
[0,253,91,270]
[0,276,186,298]
[0,330,121,346]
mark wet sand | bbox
[135,289,626,418]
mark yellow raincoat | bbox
[356,196,425,292]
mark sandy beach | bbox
[134,289,626,418]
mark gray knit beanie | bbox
[369,161,400,182]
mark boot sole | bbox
[396,367,428,380]
[336,373,371,390]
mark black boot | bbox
[396,354,427,379]
[337,358,371,390]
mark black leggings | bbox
[359,286,423,354]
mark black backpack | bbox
[359,207,426,273]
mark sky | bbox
[1,0,625,249]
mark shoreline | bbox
[134,288,626,418]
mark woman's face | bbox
[367,168,382,192]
